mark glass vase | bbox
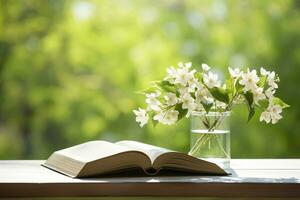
[189,111,230,168]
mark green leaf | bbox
[175,103,188,121]
[159,80,173,86]
[137,87,156,94]
[258,75,267,88]
[190,92,196,99]
[244,91,255,122]
[244,91,254,106]
[257,99,269,110]
[225,78,234,93]
[225,78,235,100]
[247,106,255,122]
[272,97,290,109]
[235,80,244,93]
[156,81,177,94]
[151,118,158,127]
[208,87,230,104]
[194,72,203,82]
[201,101,213,113]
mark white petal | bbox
[185,62,192,68]
[260,111,271,123]
[260,67,269,76]
[178,62,184,68]
[202,63,210,71]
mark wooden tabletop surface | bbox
[0,159,300,198]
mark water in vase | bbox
[189,129,230,168]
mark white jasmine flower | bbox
[185,62,192,68]
[260,111,271,123]
[239,68,259,92]
[178,61,192,69]
[195,82,205,92]
[202,63,210,71]
[265,87,275,99]
[180,93,196,111]
[187,77,201,93]
[253,87,266,104]
[228,67,242,79]
[203,71,221,88]
[178,86,189,95]
[164,92,178,106]
[145,92,161,111]
[260,103,282,124]
[260,68,278,89]
[267,71,278,89]
[155,109,179,125]
[195,81,205,91]
[166,66,177,77]
[167,62,195,86]
[178,62,184,68]
[269,104,283,124]
[175,66,195,86]
[165,66,177,83]
[155,90,161,96]
[153,109,164,122]
[134,62,287,128]
[195,87,209,102]
[133,108,149,127]
[161,110,179,125]
[260,67,270,76]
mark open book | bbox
[43,140,227,177]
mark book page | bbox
[56,140,133,162]
[115,141,227,175]
[115,140,174,163]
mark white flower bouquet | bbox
[133,62,289,131]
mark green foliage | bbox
[235,81,244,94]
[0,0,299,159]
[272,97,290,109]
[194,72,203,82]
[258,76,267,88]
[174,103,188,121]
[225,78,235,100]
[244,92,254,107]
[156,81,177,94]
[208,87,230,104]
[138,87,157,95]
[244,92,255,122]
[258,99,269,110]
[201,101,214,113]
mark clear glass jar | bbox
[189,111,230,168]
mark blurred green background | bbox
[0,0,299,159]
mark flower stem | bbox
[214,134,230,158]
[207,94,239,131]
[190,95,238,158]
[189,133,214,155]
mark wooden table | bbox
[0,159,299,198]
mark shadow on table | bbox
[81,168,299,184]
[191,168,300,183]
[89,168,226,178]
